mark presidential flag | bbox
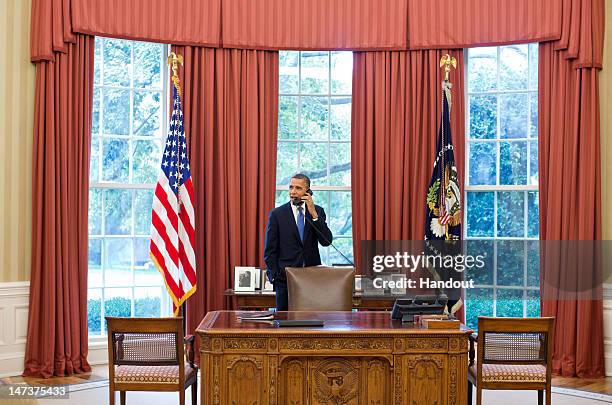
[425,81,461,241]
[150,84,196,316]
[425,80,463,314]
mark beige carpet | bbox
[33,386,611,405]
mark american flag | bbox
[150,85,196,316]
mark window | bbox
[276,51,354,264]
[464,45,540,330]
[88,37,170,335]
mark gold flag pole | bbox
[168,52,184,98]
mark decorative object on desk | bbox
[354,275,363,292]
[390,274,407,295]
[262,269,274,292]
[234,266,257,291]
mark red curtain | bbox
[351,50,465,268]
[34,0,602,60]
[170,46,279,353]
[408,0,562,49]
[220,0,408,50]
[71,0,221,49]
[24,34,94,378]
[538,42,604,378]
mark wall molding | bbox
[0,282,30,378]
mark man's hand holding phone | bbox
[302,190,318,219]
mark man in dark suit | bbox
[264,173,333,310]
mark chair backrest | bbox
[477,317,555,366]
[286,266,354,311]
[106,317,184,367]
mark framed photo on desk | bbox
[234,267,257,291]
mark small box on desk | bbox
[422,319,461,329]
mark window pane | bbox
[529,44,539,91]
[331,52,352,94]
[466,288,493,331]
[90,136,100,182]
[134,189,154,235]
[88,289,102,335]
[299,142,329,185]
[329,191,352,236]
[94,37,102,85]
[329,143,350,186]
[133,91,162,136]
[497,191,524,237]
[132,140,160,184]
[103,89,130,135]
[279,51,299,93]
[530,93,538,138]
[469,142,496,185]
[135,244,159,288]
[300,51,329,94]
[88,238,102,287]
[104,189,133,235]
[526,289,541,317]
[500,141,527,185]
[496,240,524,286]
[330,97,351,141]
[466,192,494,237]
[89,188,103,235]
[527,241,540,287]
[466,240,493,285]
[496,288,524,317]
[276,142,299,185]
[102,138,129,182]
[500,93,528,138]
[104,288,133,321]
[90,38,170,327]
[103,39,131,87]
[527,191,539,238]
[300,96,328,140]
[278,96,299,140]
[133,42,162,89]
[468,47,497,92]
[529,141,538,185]
[499,45,528,91]
[134,287,162,317]
[92,87,101,136]
[104,238,133,286]
[469,95,497,139]
[329,237,354,265]
[275,190,287,207]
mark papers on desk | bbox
[237,311,275,321]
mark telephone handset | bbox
[292,189,313,205]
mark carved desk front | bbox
[197,311,471,405]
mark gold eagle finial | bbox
[439,54,457,82]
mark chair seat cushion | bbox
[469,364,547,383]
[114,363,196,384]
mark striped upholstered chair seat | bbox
[469,363,547,383]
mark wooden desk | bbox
[197,310,471,405]
[224,289,397,310]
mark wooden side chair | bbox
[468,317,555,405]
[106,317,197,405]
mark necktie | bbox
[297,206,305,242]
